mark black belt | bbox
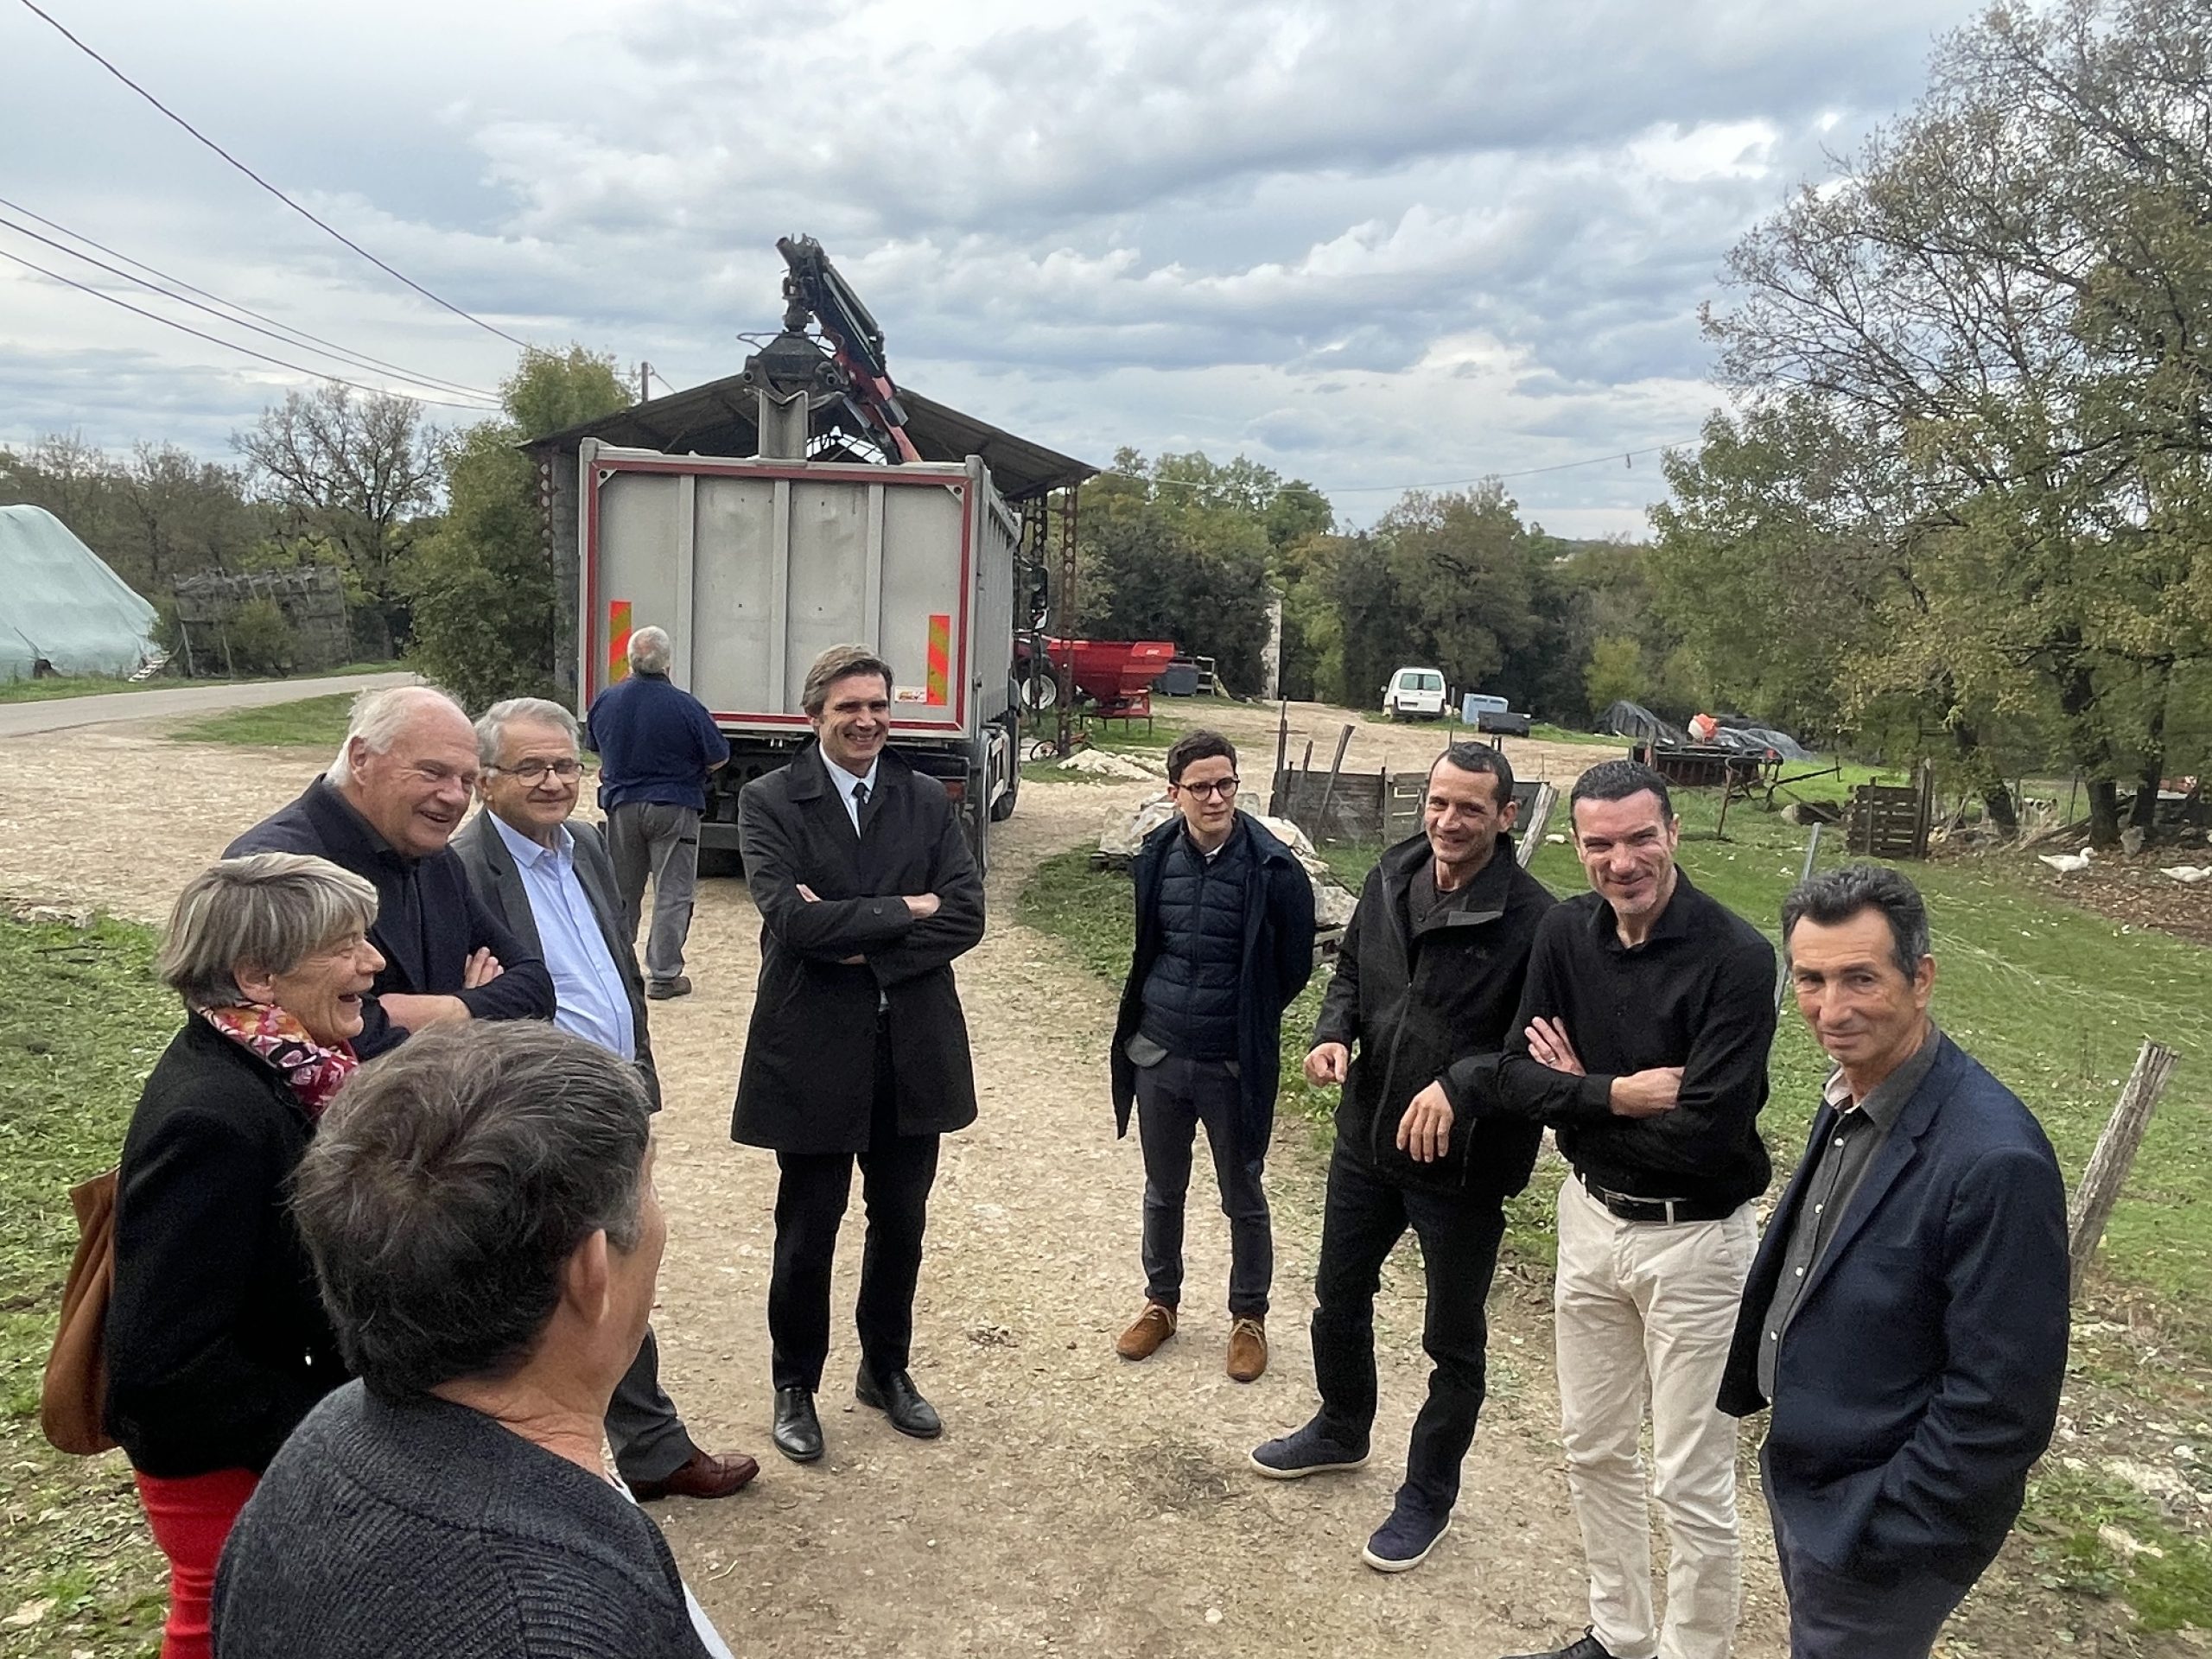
[1576,1170,1738,1225]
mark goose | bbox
[2037,847,2094,874]
[2162,865,2212,885]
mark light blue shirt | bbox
[823,754,880,836]
[490,814,635,1062]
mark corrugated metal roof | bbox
[530,374,1097,502]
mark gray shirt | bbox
[1758,1022,1942,1399]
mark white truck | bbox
[575,438,1028,870]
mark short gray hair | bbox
[157,853,379,1010]
[474,697,580,770]
[293,1022,653,1399]
[802,643,893,716]
[327,684,468,785]
[627,626,672,676]
[1782,863,1931,978]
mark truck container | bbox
[576,437,1023,868]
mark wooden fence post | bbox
[2068,1039,2181,1299]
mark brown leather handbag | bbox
[41,1167,118,1456]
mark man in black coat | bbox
[1249,742,1554,1574]
[454,696,758,1506]
[1720,866,2068,1658]
[1106,730,1316,1384]
[732,644,985,1465]
[226,684,554,1056]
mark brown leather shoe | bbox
[1116,1301,1177,1360]
[627,1448,760,1502]
[1227,1317,1268,1382]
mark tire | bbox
[1021,668,1059,713]
[696,846,743,880]
[990,751,1020,822]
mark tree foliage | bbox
[404,347,632,709]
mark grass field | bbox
[0,913,177,1656]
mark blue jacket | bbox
[1111,812,1316,1158]
[584,673,731,812]
[1719,1033,2069,1584]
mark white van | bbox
[1383,666,1449,721]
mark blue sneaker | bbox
[1249,1418,1369,1479]
[1361,1492,1451,1572]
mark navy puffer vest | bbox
[1138,826,1249,1062]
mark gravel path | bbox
[0,709,1794,1657]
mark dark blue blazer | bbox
[1719,1033,2069,1583]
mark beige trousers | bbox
[1554,1174,1757,1659]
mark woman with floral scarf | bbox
[105,853,383,1659]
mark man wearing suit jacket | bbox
[226,684,554,1056]
[1720,864,2069,1658]
[454,696,759,1505]
[733,644,985,1465]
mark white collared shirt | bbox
[823,754,881,835]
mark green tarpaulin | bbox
[0,504,158,681]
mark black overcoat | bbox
[105,1018,350,1477]
[731,746,984,1154]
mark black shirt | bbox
[1465,869,1776,1210]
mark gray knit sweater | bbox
[213,1382,712,1658]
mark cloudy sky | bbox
[0,0,1982,535]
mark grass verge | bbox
[0,664,403,707]
[0,912,177,1656]
[168,694,356,749]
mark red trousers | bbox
[134,1467,258,1659]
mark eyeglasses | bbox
[489,759,583,783]
[1175,778,1239,798]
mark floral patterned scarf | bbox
[200,1003,360,1116]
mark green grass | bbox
[2018,1466,2212,1631]
[0,912,180,1656]
[169,694,357,750]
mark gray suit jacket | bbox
[453,811,661,1109]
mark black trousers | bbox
[1310,1141,1508,1515]
[767,1030,942,1393]
[1135,1054,1272,1319]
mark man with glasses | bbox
[454,696,760,1505]
[1109,730,1316,1382]
[227,683,553,1057]
[586,625,731,1000]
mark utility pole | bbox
[639,361,652,404]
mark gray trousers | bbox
[1135,1054,1272,1319]
[606,1325,698,1484]
[607,802,701,983]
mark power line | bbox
[0,205,501,404]
[16,0,532,350]
[0,245,500,410]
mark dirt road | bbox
[0,711,1796,1657]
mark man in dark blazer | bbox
[1720,864,2069,1658]
[733,644,986,1465]
[454,696,758,1504]
[227,684,554,1056]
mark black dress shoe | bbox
[772,1386,823,1463]
[855,1367,943,1440]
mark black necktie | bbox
[853,780,868,820]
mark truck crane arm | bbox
[774,234,922,463]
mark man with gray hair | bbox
[585,626,731,999]
[1720,864,2068,1657]
[454,696,759,1503]
[227,684,553,1058]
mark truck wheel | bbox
[989,715,1020,822]
[697,847,743,880]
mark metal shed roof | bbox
[531,373,1097,502]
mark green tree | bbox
[1583,636,1645,713]
[404,347,632,709]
